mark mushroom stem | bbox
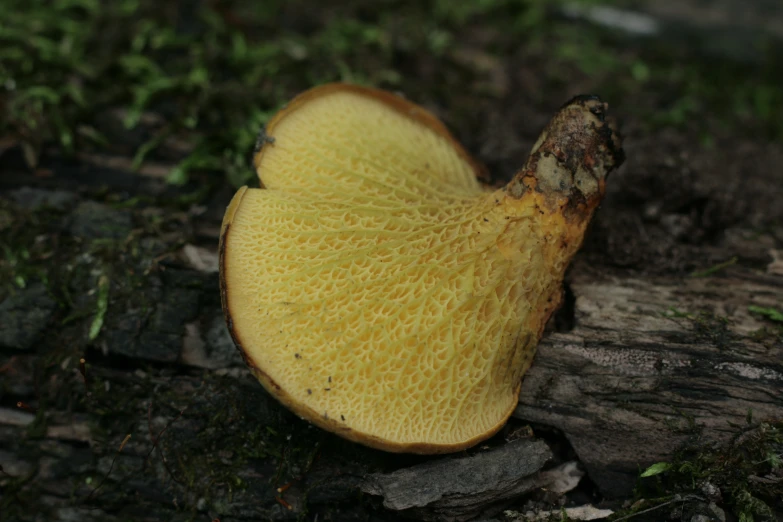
[505,95,624,219]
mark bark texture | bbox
[515,264,783,497]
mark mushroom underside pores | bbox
[219,83,624,453]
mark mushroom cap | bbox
[220,84,620,453]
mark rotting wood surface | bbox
[515,264,783,497]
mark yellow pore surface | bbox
[222,86,567,451]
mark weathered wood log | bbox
[360,438,555,521]
[515,263,783,497]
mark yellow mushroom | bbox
[219,84,623,453]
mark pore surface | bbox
[224,88,555,448]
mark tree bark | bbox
[515,263,783,497]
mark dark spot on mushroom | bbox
[341,415,345,421]
[324,388,331,391]
[328,376,332,383]
[294,353,301,359]
[254,127,275,153]
[307,389,312,395]
[588,103,604,116]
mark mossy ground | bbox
[626,421,783,522]
[3,0,783,190]
[1,0,782,521]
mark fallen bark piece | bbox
[361,438,553,521]
[768,249,783,276]
[515,267,783,498]
[0,406,35,426]
[505,504,614,521]
[539,461,584,494]
[0,283,58,350]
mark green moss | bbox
[691,257,738,278]
[3,0,782,197]
[749,306,783,324]
[0,201,63,299]
[631,421,783,522]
